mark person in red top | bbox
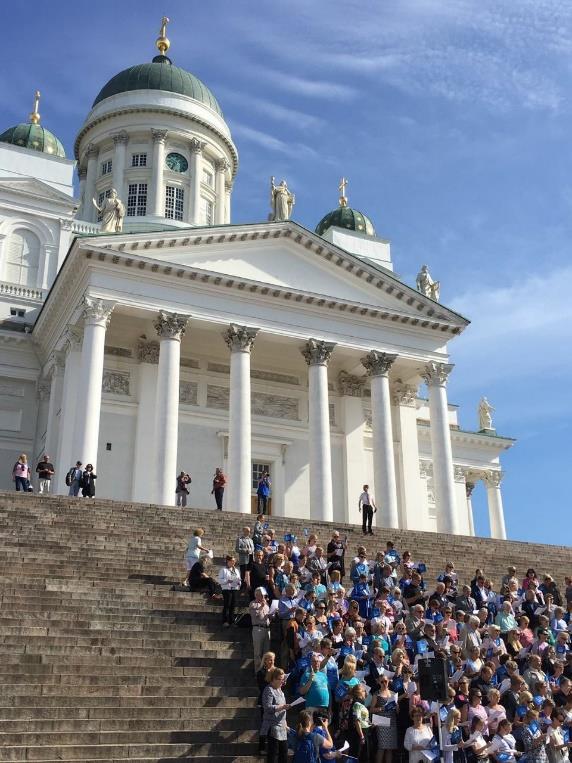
[212,467,226,511]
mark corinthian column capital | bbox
[189,137,206,154]
[151,128,168,144]
[223,323,259,353]
[422,361,454,386]
[153,311,188,340]
[301,338,336,366]
[483,470,504,489]
[361,351,397,377]
[214,157,230,174]
[81,296,115,327]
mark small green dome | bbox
[315,205,376,237]
[0,122,65,158]
[92,58,223,116]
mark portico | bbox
[32,220,512,535]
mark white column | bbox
[337,372,367,524]
[422,362,459,534]
[111,131,128,202]
[302,339,335,523]
[72,297,114,468]
[225,182,232,224]
[77,168,87,219]
[392,382,425,530]
[466,480,476,537]
[55,329,82,493]
[149,129,167,217]
[45,352,65,460]
[132,339,159,502]
[361,351,399,529]
[189,138,205,225]
[214,158,230,225]
[83,144,99,222]
[223,324,259,514]
[153,311,188,506]
[484,471,506,540]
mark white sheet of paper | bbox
[536,606,546,615]
[207,549,214,559]
[451,669,464,683]
[289,696,306,708]
[430,701,440,713]
[499,678,511,695]
[362,683,371,695]
[355,670,368,681]
[518,647,530,659]
[268,600,279,615]
[336,741,350,752]
[383,668,395,678]
[372,714,391,727]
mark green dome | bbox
[315,205,376,237]
[0,122,65,158]
[92,58,223,116]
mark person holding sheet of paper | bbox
[261,667,291,763]
[404,706,434,763]
[370,674,398,760]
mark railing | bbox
[71,220,100,235]
[0,281,45,300]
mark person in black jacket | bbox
[81,464,97,498]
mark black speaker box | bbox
[418,657,449,701]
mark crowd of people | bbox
[184,521,572,763]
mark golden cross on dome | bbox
[156,16,171,55]
[29,90,41,125]
[338,177,348,207]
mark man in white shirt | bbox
[358,485,377,535]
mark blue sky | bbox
[5,1,570,544]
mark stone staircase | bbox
[0,492,570,762]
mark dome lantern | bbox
[315,178,376,238]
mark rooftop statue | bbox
[416,264,440,301]
[269,176,295,221]
[92,189,125,233]
[479,396,495,431]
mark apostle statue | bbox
[92,189,125,233]
[416,264,440,301]
[269,177,295,221]
[478,397,495,431]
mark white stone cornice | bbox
[223,323,259,353]
[361,350,397,377]
[301,338,335,366]
[416,422,515,451]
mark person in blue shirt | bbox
[350,573,371,619]
[310,572,327,602]
[256,472,271,514]
[299,652,331,712]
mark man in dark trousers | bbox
[358,484,377,535]
[211,467,226,511]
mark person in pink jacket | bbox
[12,454,30,491]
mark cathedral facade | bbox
[0,24,513,537]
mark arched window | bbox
[5,229,40,286]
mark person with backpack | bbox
[292,709,335,763]
[12,454,30,491]
[66,461,83,497]
[175,471,191,507]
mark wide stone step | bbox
[0,643,251,661]
[0,739,259,761]
[0,728,258,747]
[0,683,258,698]
[0,696,258,710]
[0,711,255,731]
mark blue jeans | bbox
[15,476,29,491]
[69,479,81,497]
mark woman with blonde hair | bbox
[261,667,290,763]
[183,528,211,587]
[12,453,30,492]
[486,688,507,735]
[442,708,466,763]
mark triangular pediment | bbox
[86,221,469,328]
[0,176,75,206]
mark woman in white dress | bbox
[403,706,434,763]
[183,528,211,586]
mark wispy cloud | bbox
[256,70,357,101]
[231,123,318,160]
[216,89,324,131]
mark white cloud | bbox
[231,123,318,160]
[256,70,357,101]
[216,89,324,131]
[448,266,572,403]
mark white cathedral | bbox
[0,21,513,537]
